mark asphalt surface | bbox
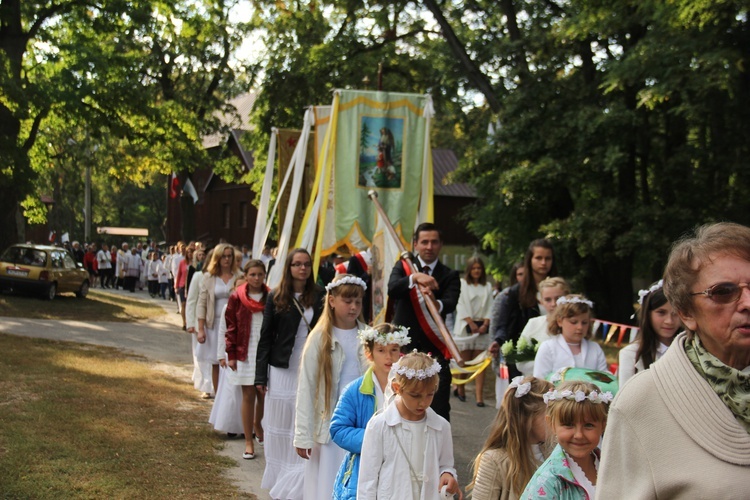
[0,287,498,498]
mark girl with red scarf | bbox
[225,259,268,460]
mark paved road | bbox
[0,287,498,498]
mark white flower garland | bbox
[637,279,663,305]
[325,275,367,292]
[543,389,613,405]
[392,358,441,380]
[556,296,594,308]
[357,325,411,346]
[508,376,531,398]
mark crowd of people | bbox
[75,220,750,498]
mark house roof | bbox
[201,91,259,149]
[432,149,476,198]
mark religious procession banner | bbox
[299,90,434,271]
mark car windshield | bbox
[1,247,47,267]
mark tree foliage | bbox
[248,0,749,321]
[1,0,253,248]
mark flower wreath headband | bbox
[325,275,367,292]
[543,389,614,405]
[392,351,441,380]
[556,296,594,308]
[637,279,663,306]
[357,325,411,347]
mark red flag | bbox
[169,173,179,198]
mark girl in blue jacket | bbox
[329,323,411,500]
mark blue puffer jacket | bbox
[330,367,378,500]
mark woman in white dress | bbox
[453,257,494,406]
[186,249,214,398]
[196,243,242,394]
[224,259,269,459]
[294,274,368,499]
[618,280,680,386]
[255,249,325,500]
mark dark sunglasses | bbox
[690,282,750,304]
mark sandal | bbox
[242,451,255,460]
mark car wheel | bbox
[76,280,89,299]
[46,282,57,300]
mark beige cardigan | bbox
[196,272,242,329]
[597,333,750,499]
[471,442,553,500]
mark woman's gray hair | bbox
[663,222,750,320]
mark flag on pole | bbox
[183,178,199,204]
[169,173,180,199]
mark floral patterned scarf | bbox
[685,336,750,434]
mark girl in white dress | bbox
[453,257,494,406]
[533,295,608,380]
[255,249,325,500]
[618,280,680,386]
[225,259,269,459]
[516,277,570,376]
[358,351,461,500]
[197,243,242,394]
[294,275,369,500]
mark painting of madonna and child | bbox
[358,116,405,189]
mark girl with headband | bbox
[294,274,369,499]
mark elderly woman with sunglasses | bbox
[598,223,750,498]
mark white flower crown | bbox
[392,357,441,380]
[637,279,663,305]
[543,389,613,405]
[325,275,367,292]
[357,325,411,346]
[508,376,531,398]
[556,296,594,308]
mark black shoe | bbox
[453,389,466,402]
[476,402,486,407]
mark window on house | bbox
[223,203,231,229]
[239,201,248,228]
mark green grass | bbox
[0,334,253,499]
[0,289,166,322]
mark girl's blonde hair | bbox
[468,377,553,496]
[546,381,609,428]
[392,351,440,392]
[538,276,570,293]
[301,274,365,417]
[547,294,594,337]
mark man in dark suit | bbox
[387,223,461,421]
